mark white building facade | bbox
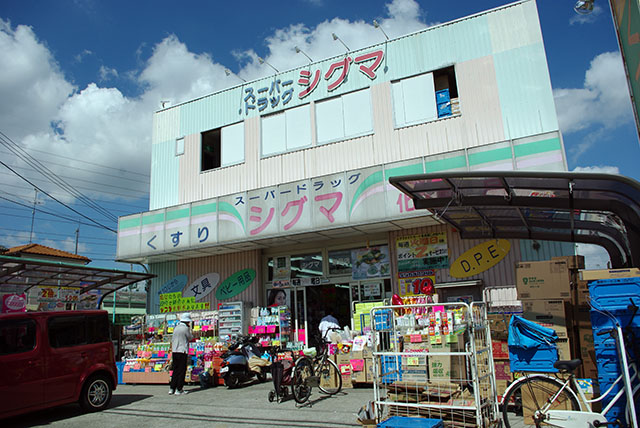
[117,0,571,331]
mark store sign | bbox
[450,239,510,278]
[362,282,382,298]
[182,272,220,301]
[291,277,322,286]
[398,270,436,297]
[396,232,449,272]
[215,268,256,300]
[241,49,384,116]
[159,292,210,313]
[159,274,188,295]
[2,293,26,313]
[351,246,390,280]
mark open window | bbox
[201,122,244,172]
[392,65,458,128]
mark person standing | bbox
[169,313,193,395]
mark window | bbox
[86,313,110,344]
[328,249,354,276]
[316,88,373,145]
[291,253,323,277]
[201,122,244,171]
[262,104,311,156]
[175,137,184,156]
[0,319,36,355]
[49,316,87,348]
[392,66,458,128]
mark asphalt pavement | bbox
[4,381,375,428]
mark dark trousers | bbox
[170,352,188,391]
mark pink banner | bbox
[2,294,26,313]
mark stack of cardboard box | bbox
[488,313,511,398]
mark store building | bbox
[116,0,572,341]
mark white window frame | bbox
[316,88,373,145]
[391,72,438,129]
[175,137,185,156]
[261,104,312,157]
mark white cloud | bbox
[572,165,620,174]
[0,0,427,208]
[576,243,611,269]
[554,51,634,135]
[98,65,118,81]
[569,4,604,25]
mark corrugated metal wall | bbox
[388,224,524,293]
[147,0,557,210]
[519,239,575,261]
[176,250,263,311]
[148,261,177,313]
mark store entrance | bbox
[304,283,350,348]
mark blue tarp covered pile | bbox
[508,315,558,348]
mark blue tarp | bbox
[508,315,558,349]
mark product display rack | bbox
[218,301,246,337]
[370,302,499,427]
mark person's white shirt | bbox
[172,322,193,353]
[319,315,340,342]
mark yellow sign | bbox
[450,239,510,278]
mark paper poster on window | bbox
[396,232,449,272]
[351,246,390,280]
[273,256,291,280]
[398,270,436,297]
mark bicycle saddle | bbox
[553,359,582,372]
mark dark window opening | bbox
[0,319,36,355]
[434,66,458,98]
[201,128,221,171]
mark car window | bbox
[86,313,110,344]
[0,319,37,356]
[48,315,87,348]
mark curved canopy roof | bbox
[389,171,640,268]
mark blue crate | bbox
[435,89,450,104]
[116,362,126,385]
[509,344,558,372]
[589,277,640,307]
[380,355,402,384]
[437,102,452,118]
[378,416,444,428]
[373,309,393,330]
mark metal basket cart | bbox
[369,302,500,427]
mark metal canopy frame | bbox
[0,255,156,306]
[389,171,640,268]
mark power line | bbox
[0,173,115,233]
[0,226,117,243]
[0,144,149,178]
[1,176,149,200]
[0,148,150,184]
[0,131,118,223]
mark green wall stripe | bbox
[385,163,424,178]
[350,170,384,212]
[514,137,561,157]
[192,202,217,216]
[218,201,245,229]
[142,213,165,225]
[468,147,512,166]
[166,208,190,221]
[426,155,467,172]
[119,217,140,230]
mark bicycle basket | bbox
[508,315,559,372]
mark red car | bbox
[0,310,117,419]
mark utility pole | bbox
[29,188,38,243]
[75,219,80,254]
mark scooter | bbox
[220,335,270,388]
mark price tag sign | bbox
[406,356,421,366]
[410,334,422,343]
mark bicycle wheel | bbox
[292,357,314,404]
[502,375,579,428]
[316,357,342,395]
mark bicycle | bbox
[501,301,640,428]
[290,327,343,404]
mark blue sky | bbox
[0,0,637,271]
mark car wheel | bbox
[80,374,112,412]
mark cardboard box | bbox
[516,260,571,300]
[495,379,509,399]
[522,299,570,339]
[495,360,511,381]
[488,314,511,341]
[364,357,374,383]
[492,340,509,359]
[552,255,585,270]
[427,341,466,381]
[522,382,570,424]
[579,267,640,281]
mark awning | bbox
[389,171,640,268]
[0,254,156,305]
